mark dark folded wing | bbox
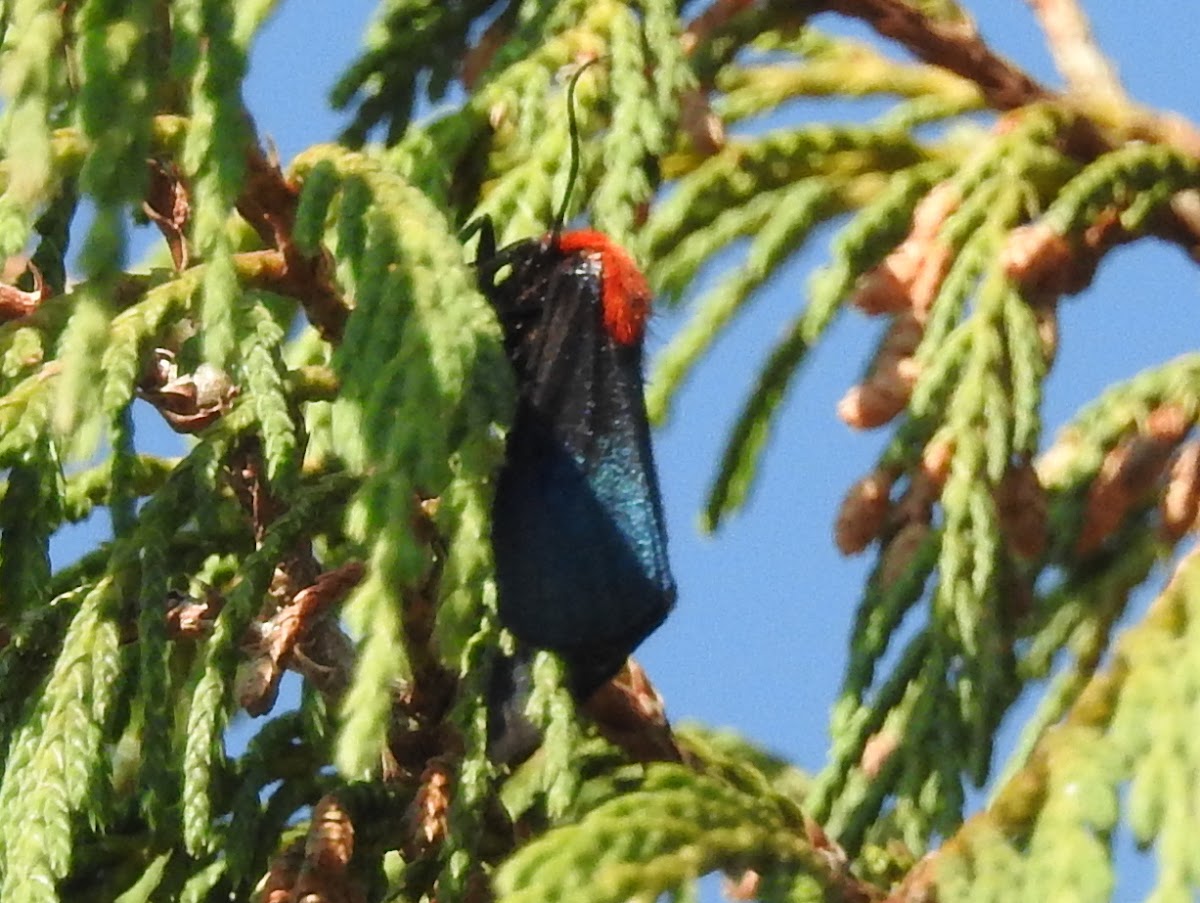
[489,251,675,689]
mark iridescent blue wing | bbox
[484,240,675,696]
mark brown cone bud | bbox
[838,314,923,429]
[1077,429,1182,555]
[852,183,958,318]
[1001,223,1071,294]
[1035,303,1059,364]
[307,795,355,875]
[406,759,452,855]
[836,471,894,555]
[921,436,955,488]
[838,380,907,429]
[860,729,900,778]
[1162,441,1200,540]
[996,463,1048,559]
[880,522,931,586]
[1146,404,1192,443]
[895,469,941,525]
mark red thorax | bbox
[554,230,651,345]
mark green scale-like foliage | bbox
[287,145,513,786]
[1,1,1199,902]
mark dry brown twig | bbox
[1021,0,1200,252]
[0,257,49,320]
[825,0,1200,315]
[826,0,1200,158]
[143,159,191,270]
[238,561,365,715]
[221,443,363,717]
[681,0,759,58]
[822,0,1050,110]
[237,144,349,342]
[166,588,222,639]
[136,348,238,434]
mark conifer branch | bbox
[821,0,1051,110]
[237,145,349,342]
[4,3,1200,899]
[826,0,1200,164]
[888,546,1200,902]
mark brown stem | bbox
[384,497,458,778]
[143,159,191,271]
[820,0,1051,110]
[826,0,1200,251]
[264,561,365,667]
[682,0,758,55]
[237,145,349,342]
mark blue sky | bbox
[49,1,1200,896]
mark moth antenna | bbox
[552,57,602,239]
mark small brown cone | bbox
[836,471,894,555]
[996,463,1048,560]
[1162,441,1200,540]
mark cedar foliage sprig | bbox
[1,1,1199,902]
